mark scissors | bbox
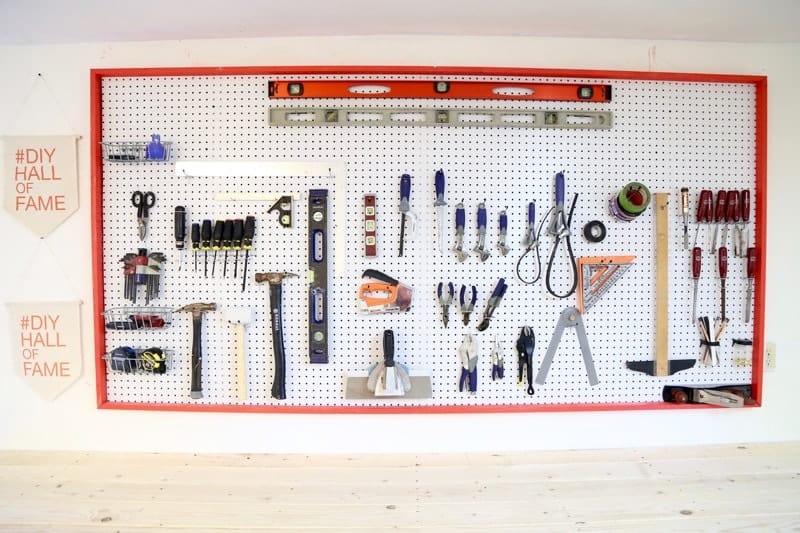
[131,191,156,240]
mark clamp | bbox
[535,306,598,386]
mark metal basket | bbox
[100,140,172,162]
[103,347,173,374]
[103,306,172,330]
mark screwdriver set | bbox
[92,67,765,412]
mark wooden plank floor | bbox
[1,442,799,531]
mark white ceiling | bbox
[1,0,799,46]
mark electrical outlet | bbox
[765,342,777,370]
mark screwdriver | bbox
[691,246,701,324]
[745,247,756,323]
[241,215,255,292]
[201,219,212,278]
[693,190,712,247]
[739,190,750,256]
[221,219,234,277]
[211,220,224,277]
[718,246,728,322]
[174,206,186,270]
[191,222,200,272]
[399,174,411,257]
[711,190,726,255]
[232,218,244,277]
[723,190,739,252]
[680,187,689,250]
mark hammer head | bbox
[175,303,217,317]
[254,272,298,285]
[223,306,252,326]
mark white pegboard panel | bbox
[98,73,758,409]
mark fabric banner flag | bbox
[6,301,82,400]
[2,135,79,237]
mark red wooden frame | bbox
[90,66,767,413]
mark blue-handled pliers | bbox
[437,281,454,328]
[458,334,478,393]
[459,284,477,325]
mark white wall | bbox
[1,35,798,453]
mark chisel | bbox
[691,246,701,324]
[399,174,412,256]
[201,219,212,277]
[711,190,726,255]
[680,187,689,250]
[739,190,750,256]
[222,219,233,277]
[745,247,755,323]
[191,222,200,272]
[211,220,224,277]
[718,246,728,322]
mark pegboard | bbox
[90,67,766,412]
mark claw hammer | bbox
[175,303,217,399]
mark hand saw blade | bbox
[577,256,636,314]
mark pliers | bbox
[437,282,454,327]
[516,326,535,395]
[458,334,478,393]
[459,284,477,325]
[491,336,504,380]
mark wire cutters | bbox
[459,284,477,325]
[491,336,504,380]
[516,326,535,395]
[458,334,478,393]
[132,191,156,241]
[437,282,454,327]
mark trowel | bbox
[367,330,412,396]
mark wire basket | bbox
[100,140,172,162]
[103,347,173,374]
[103,307,173,330]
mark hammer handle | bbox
[269,283,287,400]
[190,313,203,398]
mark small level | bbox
[269,108,613,129]
[269,80,612,102]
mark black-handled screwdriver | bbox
[232,219,244,277]
[201,219,212,278]
[191,222,200,272]
[211,220,224,277]
[221,219,234,277]
[174,206,186,270]
[241,216,255,292]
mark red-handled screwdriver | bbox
[724,190,739,252]
[718,246,728,322]
[691,246,702,324]
[745,247,756,323]
[694,190,712,247]
[739,190,751,256]
[711,190,726,255]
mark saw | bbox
[358,269,413,314]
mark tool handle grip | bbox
[383,329,395,367]
[499,210,507,231]
[222,219,234,248]
[714,190,727,222]
[692,246,702,278]
[528,201,535,225]
[201,219,212,248]
[191,222,200,251]
[718,247,728,279]
[362,269,399,286]
[741,190,750,222]
[434,169,445,198]
[476,203,487,228]
[455,203,465,228]
[698,189,712,223]
[212,220,224,248]
[232,219,244,247]
[174,206,186,248]
[726,190,739,222]
[554,172,565,205]
[681,187,689,214]
[242,216,256,249]
[269,283,286,400]
[400,174,411,201]
[459,284,466,305]
[747,247,756,278]
[190,314,203,398]
[491,278,507,298]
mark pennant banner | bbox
[7,301,82,401]
[2,135,79,237]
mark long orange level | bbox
[268,80,612,102]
